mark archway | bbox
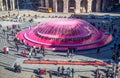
[81,0,88,13]
[49,0,53,9]
[68,0,75,13]
[57,0,63,12]
[92,0,97,12]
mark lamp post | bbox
[17,0,19,17]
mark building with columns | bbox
[0,0,119,13]
[0,0,15,11]
[39,0,120,13]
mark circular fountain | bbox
[16,18,112,50]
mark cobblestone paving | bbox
[0,10,120,78]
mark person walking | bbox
[15,43,19,52]
[3,46,7,54]
[22,50,27,57]
[71,68,74,78]
[49,70,52,78]
[14,63,17,73]
[28,52,32,59]
[61,66,65,75]
[67,49,70,57]
[17,64,22,73]
[40,45,45,57]
[6,46,9,54]
[66,67,70,77]
[57,66,60,77]
[97,48,100,54]
[2,29,5,35]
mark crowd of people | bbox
[0,14,120,78]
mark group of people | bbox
[56,66,74,78]
[111,42,120,63]
[66,48,76,58]
[26,45,45,59]
[13,63,22,73]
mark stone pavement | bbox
[0,10,120,78]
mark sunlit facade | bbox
[0,0,119,13]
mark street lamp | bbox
[17,0,19,17]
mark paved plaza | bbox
[0,10,120,78]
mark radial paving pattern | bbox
[16,18,112,50]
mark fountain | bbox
[16,18,112,50]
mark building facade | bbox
[39,0,119,13]
[0,0,119,13]
[0,0,16,11]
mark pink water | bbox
[16,18,112,50]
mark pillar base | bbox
[63,11,68,13]
[75,9,80,14]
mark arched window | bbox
[68,0,75,13]
[57,0,63,12]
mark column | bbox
[40,0,44,7]
[53,0,57,12]
[45,0,49,7]
[87,0,93,13]
[75,0,81,13]
[96,0,101,12]
[10,0,13,10]
[63,0,69,13]
[102,0,106,12]
[12,0,15,10]
[6,0,8,10]
[0,0,4,11]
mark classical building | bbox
[0,0,16,11]
[39,0,120,13]
[0,0,119,13]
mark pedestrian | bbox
[61,66,65,75]
[30,47,33,53]
[6,33,9,40]
[16,44,19,52]
[8,11,10,17]
[3,46,7,54]
[37,47,41,53]
[97,48,100,54]
[6,26,9,31]
[33,46,37,56]
[112,51,115,59]
[28,52,32,59]
[22,50,26,57]
[66,67,70,77]
[57,66,60,76]
[71,48,75,57]
[42,51,45,57]
[49,70,52,78]
[41,45,45,57]
[17,64,22,73]
[95,68,100,78]
[14,63,17,72]
[41,45,44,53]
[26,43,30,51]
[67,49,70,57]
[2,29,5,35]
[6,46,9,54]
[0,24,2,29]
[71,68,74,78]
